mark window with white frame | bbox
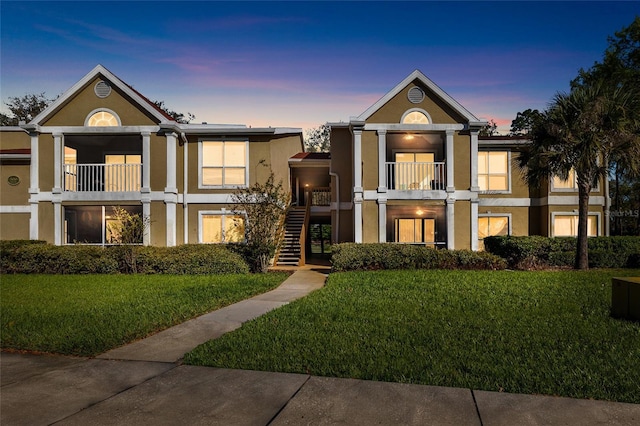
[87,110,119,126]
[478,215,510,250]
[552,214,598,237]
[552,169,578,191]
[200,140,247,187]
[200,212,245,243]
[478,151,509,192]
[402,110,429,124]
[394,218,436,244]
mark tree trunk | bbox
[575,179,591,270]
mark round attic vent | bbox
[408,87,425,104]
[94,80,112,98]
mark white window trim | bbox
[550,171,600,193]
[198,209,246,244]
[478,213,512,237]
[550,212,601,237]
[198,139,249,189]
[478,150,511,194]
[400,108,432,125]
[84,108,122,126]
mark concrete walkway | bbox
[2,266,640,425]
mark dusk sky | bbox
[1,1,638,134]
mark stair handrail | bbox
[298,191,312,266]
[273,202,291,266]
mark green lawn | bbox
[0,273,287,356]
[185,269,640,403]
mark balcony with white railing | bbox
[64,163,142,192]
[386,162,446,191]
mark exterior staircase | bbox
[276,207,307,266]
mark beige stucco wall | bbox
[454,201,471,249]
[329,127,353,204]
[150,201,166,246]
[0,164,30,205]
[453,133,470,190]
[150,134,168,192]
[361,131,378,190]
[0,213,30,240]
[38,202,54,243]
[43,77,158,127]
[38,134,55,191]
[367,81,464,125]
[362,201,378,243]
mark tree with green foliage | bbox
[1,93,54,126]
[231,164,290,272]
[518,83,640,269]
[479,119,498,137]
[510,109,543,136]
[107,206,150,273]
[304,123,331,152]
[151,100,195,124]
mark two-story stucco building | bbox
[0,66,608,264]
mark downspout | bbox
[329,171,340,243]
[181,132,189,244]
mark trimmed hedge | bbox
[331,243,506,272]
[0,242,249,274]
[484,236,640,269]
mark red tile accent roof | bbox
[0,149,30,155]
[290,152,331,160]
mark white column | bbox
[471,199,479,251]
[446,130,455,192]
[377,130,387,192]
[141,131,151,192]
[142,200,151,246]
[470,130,479,192]
[446,197,455,249]
[354,195,363,243]
[352,126,364,243]
[53,201,62,245]
[378,197,387,242]
[183,137,189,244]
[165,132,178,247]
[52,133,62,193]
[29,132,39,240]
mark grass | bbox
[184,269,640,403]
[0,273,288,356]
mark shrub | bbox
[484,235,640,269]
[1,244,118,274]
[331,243,506,272]
[1,241,249,274]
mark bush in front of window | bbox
[330,243,506,272]
[1,243,118,274]
[483,235,640,269]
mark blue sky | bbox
[1,1,638,133]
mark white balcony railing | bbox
[64,163,142,192]
[386,162,445,190]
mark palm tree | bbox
[519,82,640,269]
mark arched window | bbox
[86,110,120,126]
[401,109,430,124]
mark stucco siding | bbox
[0,213,30,240]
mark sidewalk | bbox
[2,266,639,425]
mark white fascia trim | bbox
[185,193,235,204]
[178,125,302,136]
[37,126,160,135]
[546,195,606,206]
[479,139,530,147]
[357,70,484,124]
[365,190,474,201]
[30,65,171,125]
[479,198,531,207]
[35,191,173,203]
[0,205,31,213]
[0,154,30,160]
[363,123,464,132]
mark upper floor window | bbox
[478,151,509,192]
[200,140,248,187]
[86,110,120,126]
[552,169,578,191]
[401,110,430,124]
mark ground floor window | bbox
[478,215,510,250]
[200,212,245,243]
[552,214,598,237]
[309,223,332,255]
[64,205,142,245]
[394,218,436,244]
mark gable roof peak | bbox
[356,69,486,126]
[29,64,175,126]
